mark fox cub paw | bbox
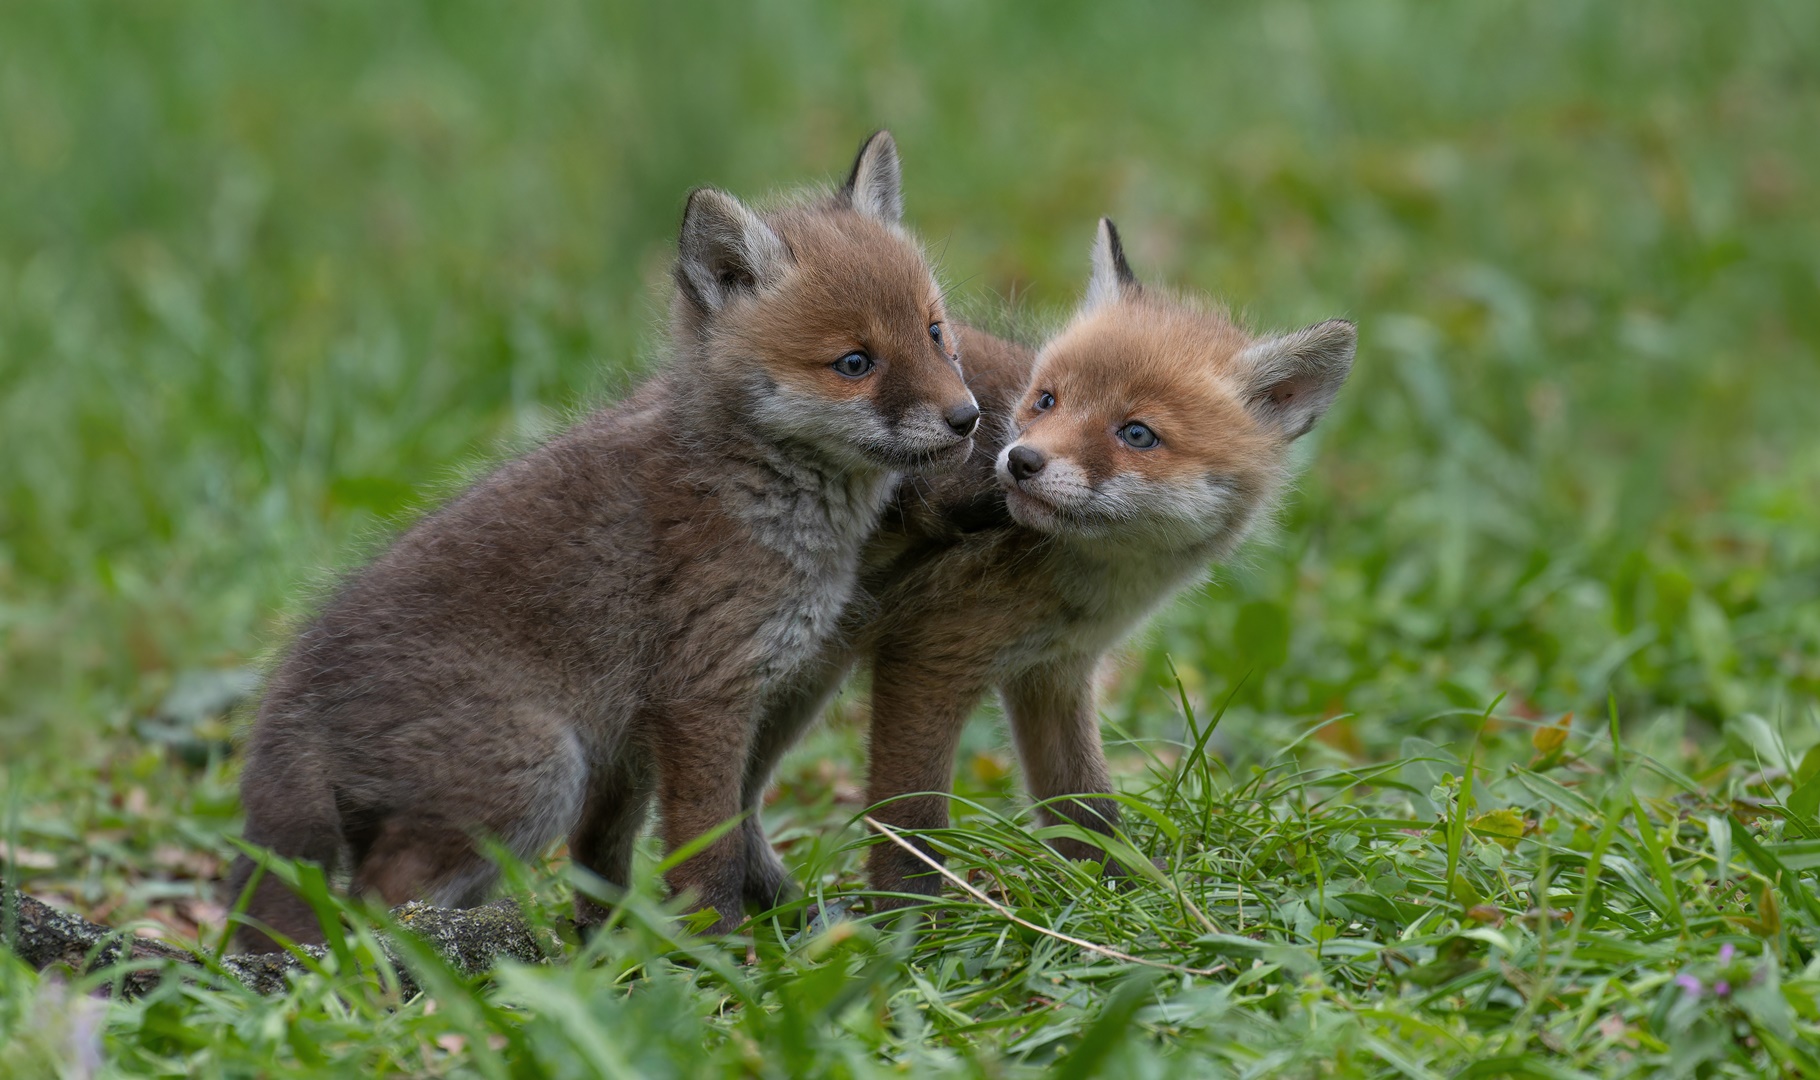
[740,826,800,913]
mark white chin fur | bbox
[1096,473,1241,549]
[1003,487,1066,532]
[754,389,885,453]
[753,387,970,471]
[997,456,1245,548]
[884,434,974,472]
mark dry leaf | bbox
[1467,904,1505,925]
[1528,710,1572,753]
[1471,808,1528,851]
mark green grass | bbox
[4,0,1820,1075]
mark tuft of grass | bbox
[13,702,1820,1076]
[4,0,1819,1076]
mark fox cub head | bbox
[998,218,1356,552]
[671,131,978,472]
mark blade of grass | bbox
[1627,795,1688,936]
[1160,666,1247,816]
[1051,969,1159,1080]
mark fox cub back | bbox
[226,132,975,950]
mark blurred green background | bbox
[7,5,1820,1072]
[3,0,1818,817]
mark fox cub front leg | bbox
[738,650,855,912]
[652,704,756,935]
[864,650,990,911]
[567,751,656,929]
[1001,657,1128,870]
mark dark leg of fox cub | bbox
[736,650,854,911]
[569,752,656,925]
[861,635,992,906]
[860,661,1127,912]
[1001,657,1122,862]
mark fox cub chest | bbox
[732,463,895,683]
[1001,542,1208,670]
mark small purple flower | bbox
[1676,944,1755,1002]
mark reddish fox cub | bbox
[740,219,1356,909]
[226,132,979,949]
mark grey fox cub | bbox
[738,219,1356,909]
[226,132,979,949]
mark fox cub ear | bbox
[676,187,791,314]
[841,130,904,224]
[1235,319,1357,439]
[1084,217,1140,310]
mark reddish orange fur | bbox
[1017,301,1278,489]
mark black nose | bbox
[944,401,980,437]
[1006,444,1046,481]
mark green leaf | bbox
[1797,743,1820,786]
[1787,771,1820,825]
[1731,817,1820,923]
[1629,796,1688,934]
[1052,971,1159,1080]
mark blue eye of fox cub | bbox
[1117,422,1160,449]
[1033,391,1055,412]
[928,323,944,347]
[832,351,875,379]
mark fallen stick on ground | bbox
[2,877,557,998]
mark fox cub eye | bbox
[1117,422,1160,449]
[832,351,875,379]
[1034,391,1055,412]
[928,323,944,347]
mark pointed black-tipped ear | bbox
[841,130,904,223]
[1234,319,1357,439]
[1084,217,1139,310]
[675,187,791,313]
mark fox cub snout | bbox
[998,219,1355,549]
[675,139,977,470]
